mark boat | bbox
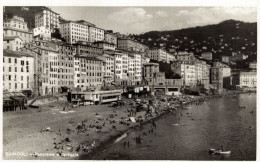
[209,148,231,155]
[238,106,246,108]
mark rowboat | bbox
[209,148,231,155]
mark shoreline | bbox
[78,90,255,160]
[78,95,220,159]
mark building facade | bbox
[3,50,34,92]
[35,7,60,31]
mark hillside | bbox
[130,20,257,62]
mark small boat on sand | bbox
[209,148,231,155]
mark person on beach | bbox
[128,141,130,148]
[124,141,126,148]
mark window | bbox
[9,67,11,72]
[21,67,23,72]
[15,83,17,89]
[21,76,23,81]
[9,58,11,63]
[21,60,24,65]
[9,75,11,80]
[21,83,23,89]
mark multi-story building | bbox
[74,55,103,89]
[201,52,213,60]
[89,26,105,42]
[202,62,211,89]
[56,43,75,91]
[29,40,60,95]
[3,36,23,51]
[171,61,196,87]
[35,7,60,31]
[114,51,123,84]
[237,72,257,88]
[194,60,203,85]
[105,31,117,47]
[33,26,51,39]
[128,54,135,85]
[149,48,167,62]
[98,52,114,85]
[133,53,142,85]
[210,61,223,93]
[177,51,195,62]
[3,49,34,92]
[222,64,231,77]
[3,16,33,44]
[4,15,29,31]
[121,52,128,81]
[60,21,91,44]
[143,63,160,85]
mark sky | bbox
[51,7,257,34]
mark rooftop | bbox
[3,49,34,58]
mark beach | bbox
[3,90,254,160]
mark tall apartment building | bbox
[97,52,114,85]
[128,54,135,85]
[89,26,105,42]
[3,15,33,44]
[3,49,34,92]
[60,21,90,44]
[171,61,196,86]
[74,55,103,89]
[29,40,60,95]
[201,61,211,89]
[35,7,60,31]
[210,61,223,93]
[133,53,142,85]
[56,43,75,91]
[149,48,167,62]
